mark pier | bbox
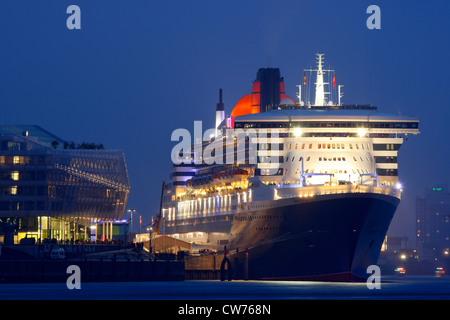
[0,259,185,283]
[184,248,249,281]
[0,243,185,283]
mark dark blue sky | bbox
[0,0,449,240]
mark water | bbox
[0,276,449,300]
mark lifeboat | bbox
[233,169,248,176]
[186,168,250,189]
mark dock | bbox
[0,242,248,282]
[184,249,249,281]
[0,244,184,283]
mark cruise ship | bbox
[160,54,419,281]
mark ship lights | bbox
[357,128,367,137]
[293,128,303,137]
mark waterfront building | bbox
[0,125,130,244]
[416,184,450,261]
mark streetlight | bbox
[147,226,154,259]
[127,209,136,243]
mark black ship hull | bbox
[167,192,400,281]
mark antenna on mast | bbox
[304,53,334,106]
[338,85,344,106]
[215,88,225,137]
[315,53,326,106]
[296,84,304,106]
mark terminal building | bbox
[0,125,130,244]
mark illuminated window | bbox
[349,144,353,149]
[10,171,19,180]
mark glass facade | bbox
[0,126,130,243]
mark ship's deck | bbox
[276,183,401,200]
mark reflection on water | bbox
[0,276,449,300]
